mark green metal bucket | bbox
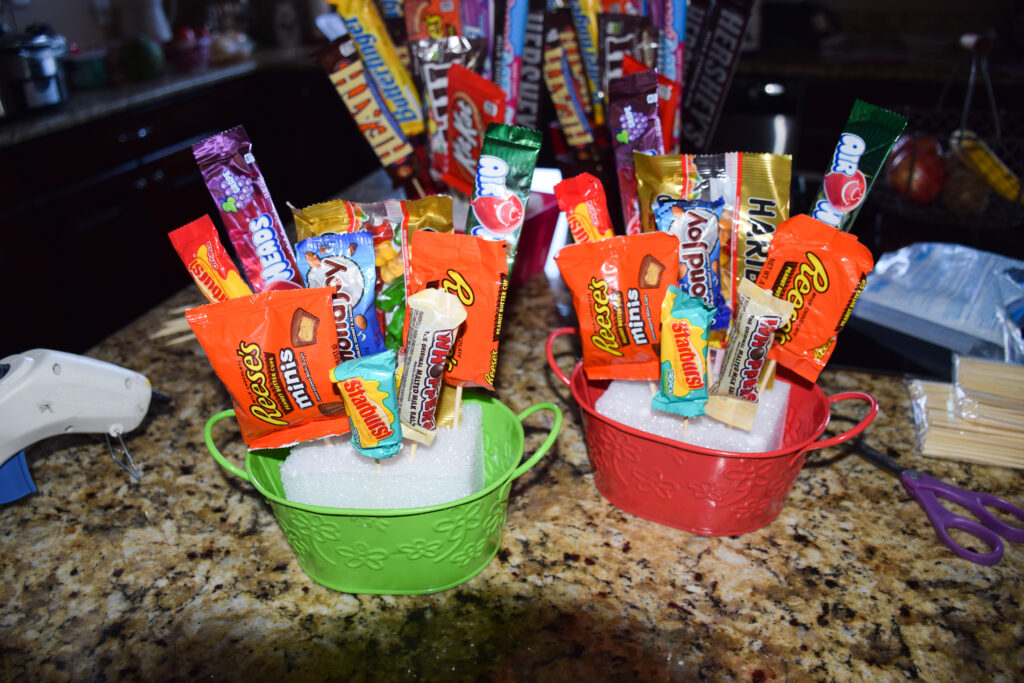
[204,393,561,594]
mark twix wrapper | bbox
[169,215,252,303]
[408,231,508,390]
[810,99,907,232]
[186,287,348,449]
[313,34,419,185]
[330,0,425,138]
[706,277,794,431]
[442,63,508,196]
[554,172,616,243]
[755,214,875,383]
[555,232,680,380]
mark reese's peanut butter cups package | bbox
[186,288,348,450]
[192,125,304,293]
[464,123,543,275]
[755,214,875,383]
[407,231,509,390]
[169,215,252,303]
[556,231,680,380]
[553,172,615,243]
[810,99,907,232]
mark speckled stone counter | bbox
[2,275,1023,681]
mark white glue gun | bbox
[0,349,154,504]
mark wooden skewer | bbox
[454,385,463,427]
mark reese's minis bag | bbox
[186,287,349,449]
[556,231,680,380]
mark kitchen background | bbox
[2,0,1023,374]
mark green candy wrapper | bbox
[465,123,543,275]
[811,99,908,232]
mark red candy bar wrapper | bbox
[186,287,348,450]
[556,232,680,380]
[442,63,508,196]
[407,231,508,390]
[405,0,463,40]
[755,214,875,383]
[410,37,487,181]
[608,69,664,235]
[192,125,304,293]
[679,0,754,152]
[313,35,419,186]
[622,54,679,154]
[553,172,616,243]
[168,215,252,303]
[542,9,595,149]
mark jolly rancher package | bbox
[186,287,349,449]
[192,125,304,293]
[556,231,680,380]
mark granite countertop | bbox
[2,274,1023,680]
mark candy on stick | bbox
[514,0,548,130]
[407,231,508,391]
[192,125,304,293]
[405,0,463,41]
[553,172,616,244]
[598,13,657,98]
[295,230,387,362]
[653,197,730,332]
[755,214,875,383]
[186,287,348,449]
[564,0,603,123]
[555,232,680,380]
[653,286,714,418]
[312,34,419,187]
[722,152,792,312]
[329,0,425,138]
[377,0,411,69]
[654,0,687,88]
[608,69,664,235]
[460,0,492,78]
[705,277,794,431]
[542,9,596,151]
[398,288,467,443]
[442,64,508,197]
[465,123,543,275]
[810,99,908,232]
[634,150,741,236]
[678,0,754,152]
[168,215,252,303]
[331,351,403,459]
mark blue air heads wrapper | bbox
[653,197,730,332]
[296,230,386,362]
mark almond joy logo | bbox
[471,155,523,236]
[822,133,867,213]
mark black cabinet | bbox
[0,65,380,359]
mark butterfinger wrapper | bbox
[398,289,467,434]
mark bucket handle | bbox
[808,392,879,451]
[510,402,564,480]
[546,326,578,387]
[202,404,562,484]
[204,409,251,483]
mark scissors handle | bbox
[900,470,1024,566]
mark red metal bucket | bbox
[546,327,878,536]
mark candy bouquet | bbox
[168,0,909,509]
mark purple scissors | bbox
[855,440,1024,565]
